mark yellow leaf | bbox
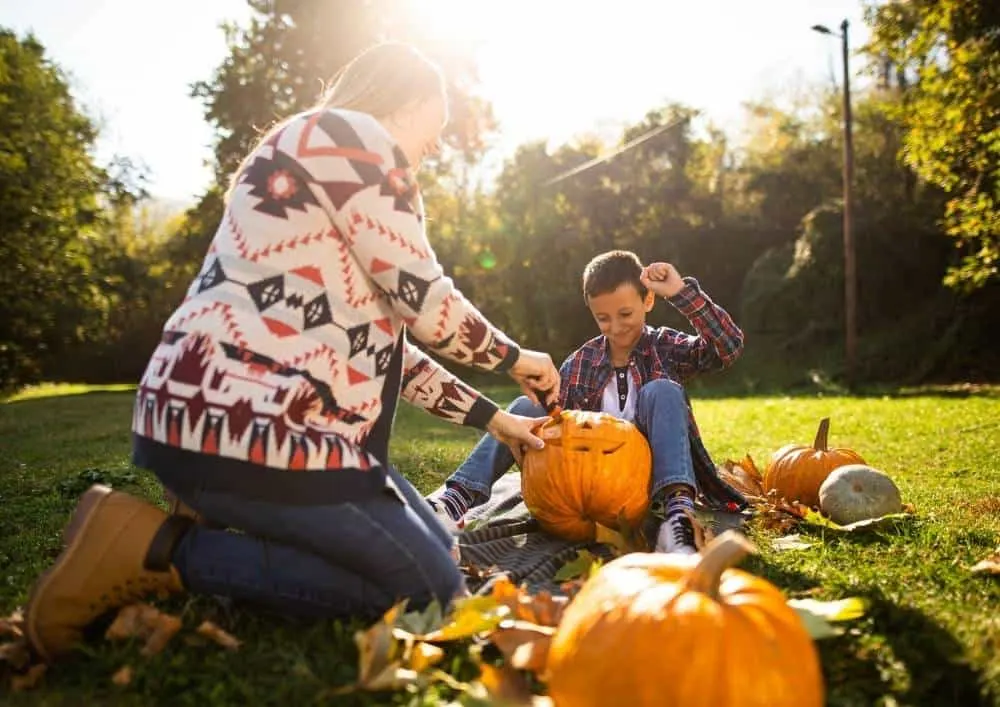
[407,641,445,672]
[594,524,628,553]
[788,597,868,640]
[420,595,509,642]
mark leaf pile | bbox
[0,603,241,692]
[326,576,568,704]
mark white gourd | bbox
[819,464,902,525]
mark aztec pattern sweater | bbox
[132,108,518,498]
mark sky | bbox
[3,0,872,204]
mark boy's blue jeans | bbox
[447,378,696,502]
[158,464,463,621]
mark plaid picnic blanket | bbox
[432,473,748,595]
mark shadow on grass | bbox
[860,587,995,707]
[743,557,995,707]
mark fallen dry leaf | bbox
[772,534,816,552]
[490,621,554,674]
[140,614,182,657]
[406,641,444,673]
[0,609,24,639]
[478,662,536,705]
[105,603,183,656]
[718,455,765,498]
[488,577,569,628]
[971,548,1000,576]
[0,639,31,671]
[594,523,629,554]
[789,597,868,640]
[111,665,133,686]
[105,604,145,641]
[196,621,241,651]
[10,663,46,692]
[419,596,509,642]
[684,509,717,551]
[346,602,418,692]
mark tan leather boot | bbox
[26,485,192,662]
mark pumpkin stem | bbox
[682,530,757,600]
[813,418,831,452]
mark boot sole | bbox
[26,484,114,663]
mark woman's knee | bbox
[404,546,464,610]
[508,395,546,416]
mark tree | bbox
[192,0,495,186]
[865,0,1000,291]
[0,29,106,389]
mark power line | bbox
[542,114,692,187]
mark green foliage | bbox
[2,1,999,394]
[0,30,105,390]
[192,0,496,186]
[865,0,1000,291]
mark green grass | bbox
[1,384,999,705]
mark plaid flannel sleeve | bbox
[657,277,744,381]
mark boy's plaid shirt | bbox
[557,277,748,510]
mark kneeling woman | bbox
[24,42,559,662]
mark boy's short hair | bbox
[582,250,648,299]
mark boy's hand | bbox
[509,349,560,406]
[641,262,686,298]
[486,409,549,467]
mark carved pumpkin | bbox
[819,464,902,525]
[521,410,651,542]
[545,531,824,707]
[763,417,865,508]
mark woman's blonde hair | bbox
[319,41,444,117]
[225,42,443,201]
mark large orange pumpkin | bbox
[545,531,824,707]
[763,417,865,508]
[520,410,651,542]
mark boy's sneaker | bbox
[654,511,698,555]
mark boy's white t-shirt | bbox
[600,367,637,422]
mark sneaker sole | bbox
[26,484,113,662]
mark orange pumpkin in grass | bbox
[545,531,824,707]
[520,410,651,542]
[763,417,866,508]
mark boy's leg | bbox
[634,379,698,554]
[430,395,545,525]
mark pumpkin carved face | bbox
[545,531,824,707]
[520,410,651,542]
[763,417,865,508]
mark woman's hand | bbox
[508,349,560,407]
[486,409,550,467]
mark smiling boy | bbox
[429,250,747,554]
